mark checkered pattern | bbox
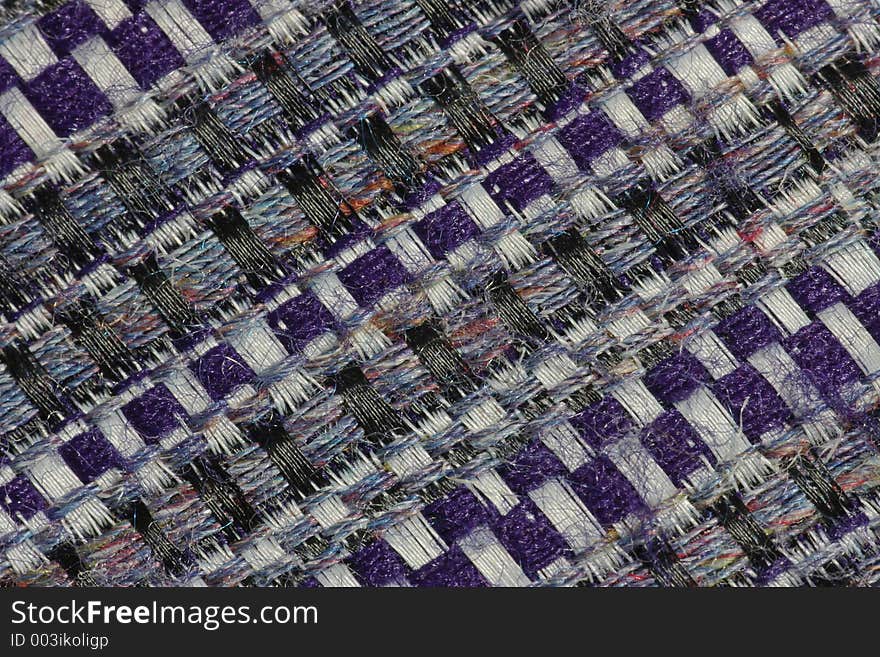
[1,0,880,586]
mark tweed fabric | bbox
[2,0,880,587]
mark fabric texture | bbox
[1,0,880,587]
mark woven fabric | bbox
[1,0,880,587]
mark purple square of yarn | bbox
[182,0,261,42]
[492,499,565,577]
[410,545,489,587]
[337,245,408,308]
[643,351,710,405]
[25,59,112,137]
[412,201,480,260]
[109,13,186,90]
[783,322,862,402]
[689,7,718,32]
[851,282,880,343]
[190,343,255,400]
[59,429,123,483]
[786,266,849,314]
[570,395,633,450]
[704,29,754,76]
[423,486,490,544]
[626,67,690,123]
[37,1,106,57]
[568,456,644,527]
[498,439,566,495]
[713,365,792,441]
[0,474,48,520]
[267,291,336,353]
[0,114,34,179]
[755,0,834,41]
[641,410,714,487]
[556,110,623,170]
[611,49,649,80]
[483,152,554,212]
[122,383,187,442]
[0,56,20,93]
[348,539,409,586]
[714,305,781,361]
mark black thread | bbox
[190,102,251,172]
[788,454,851,520]
[486,272,549,341]
[493,19,568,109]
[95,141,178,226]
[184,456,258,541]
[128,254,201,335]
[633,538,696,587]
[57,296,140,382]
[405,320,478,401]
[251,51,322,131]
[207,206,285,290]
[277,157,355,243]
[545,228,624,309]
[123,499,194,577]
[23,185,101,269]
[324,1,393,81]
[333,363,404,445]
[1,342,69,424]
[712,494,781,569]
[247,414,328,499]
[420,66,500,153]
[351,113,425,192]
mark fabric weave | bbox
[2,0,880,587]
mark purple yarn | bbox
[25,58,111,137]
[484,152,555,212]
[851,281,880,343]
[337,246,409,308]
[498,439,567,495]
[688,8,718,33]
[182,0,261,42]
[643,351,710,405]
[784,323,862,402]
[109,13,187,89]
[37,0,105,57]
[348,539,409,586]
[787,266,849,314]
[412,201,481,259]
[570,396,633,450]
[190,343,255,401]
[0,474,48,520]
[755,0,834,41]
[0,114,34,179]
[556,110,623,170]
[410,545,489,587]
[704,29,754,76]
[626,68,691,123]
[568,456,645,527]
[423,486,490,544]
[492,499,566,577]
[0,56,20,93]
[546,82,586,121]
[122,384,187,442]
[642,409,715,486]
[267,291,337,353]
[714,305,782,361]
[611,49,649,80]
[713,365,792,440]
[59,429,123,483]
